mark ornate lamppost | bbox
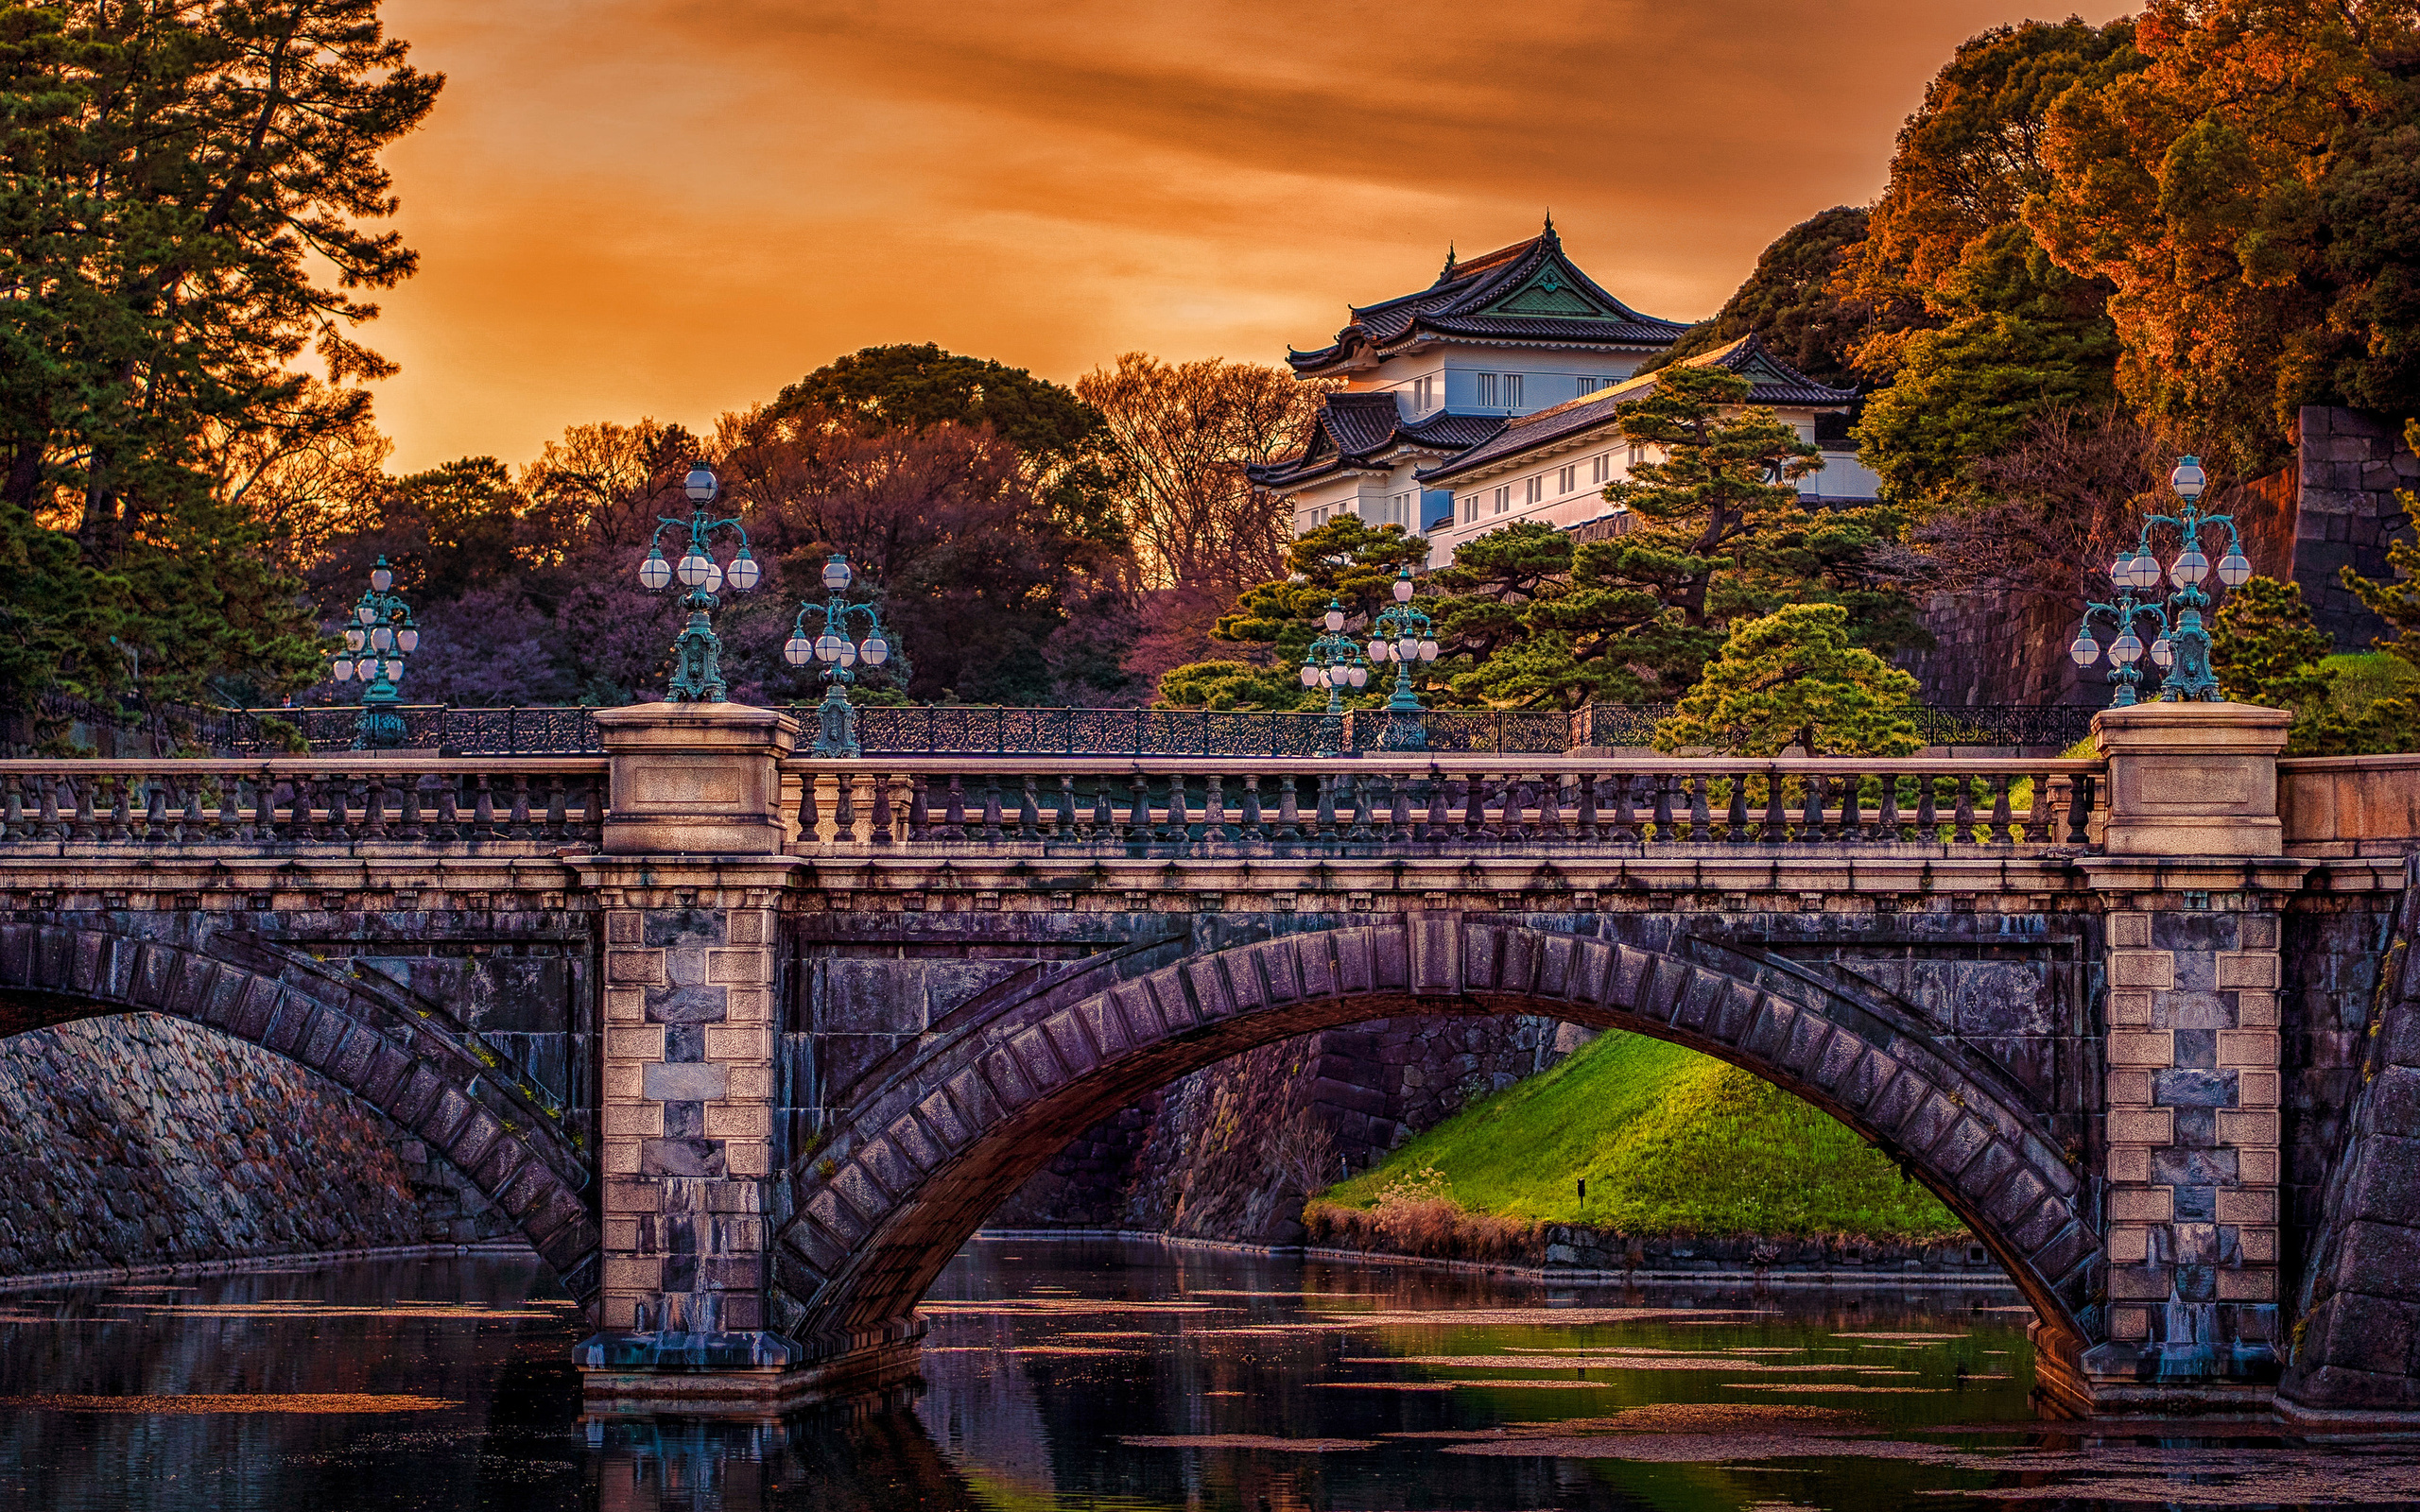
[329,556,420,747]
[783,554,891,758]
[2070,457,2254,704]
[1299,597,1369,757]
[2070,549,2173,708]
[1365,566,1441,749]
[636,464,763,702]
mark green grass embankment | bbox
[1316,1031,1965,1241]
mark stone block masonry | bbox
[596,888,784,1335]
[0,1014,496,1276]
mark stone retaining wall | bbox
[0,1013,502,1278]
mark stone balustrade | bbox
[777,756,2106,852]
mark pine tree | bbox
[1653,604,1922,757]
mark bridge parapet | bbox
[776,755,2107,856]
[0,756,607,853]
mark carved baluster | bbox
[2065,772,2096,847]
[908,775,933,842]
[1793,771,1821,842]
[1576,773,1599,843]
[1458,774,1483,841]
[1607,772,1637,842]
[1047,773,1071,841]
[545,776,569,840]
[2023,769,2051,844]
[250,774,272,842]
[1915,772,1939,842]
[1089,775,1113,840]
[473,774,498,839]
[1688,774,1711,842]
[1204,773,1229,842]
[945,775,971,840]
[1275,774,1302,842]
[0,775,21,841]
[1425,774,1449,842]
[1390,771,1413,843]
[47,775,71,841]
[826,770,853,843]
[1989,774,2014,844]
[1643,773,1671,843]
[1310,772,1336,840]
[362,771,389,839]
[1240,774,1265,841]
[1876,771,1901,843]
[177,777,204,844]
[1725,772,1749,843]
[507,775,534,838]
[1017,774,1040,841]
[1761,770,1787,842]
[1839,770,1863,841]
[1952,777,1976,846]
[1335,774,1362,841]
[872,772,898,845]
[399,774,428,841]
[1123,773,1147,843]
[140,775,170,842]
[431,776,459,842]
[104,776,131,841]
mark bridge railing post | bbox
[2072,699,2306,1412]
[575,702,808,1410]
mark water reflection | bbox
[6,1241,2420,1509]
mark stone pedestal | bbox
[594,702,795,856]
[572,704,813,1408]
[2094,701,2290,857]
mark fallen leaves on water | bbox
[5,1394,457,1415]
[1117,1434,1375,1452]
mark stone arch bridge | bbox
[2,700,2416,1419]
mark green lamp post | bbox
[329,557,419,748]
[636,463,763,702]
[1364,566,1441,749]
[782,554,892,758]
[1298,597,1369,757]
[2070,457,2252,703]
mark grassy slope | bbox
[1320,1032,1966,1240]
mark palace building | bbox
[1247,219,1881,566]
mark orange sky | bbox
[369,0,2134,472]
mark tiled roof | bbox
[1417,333,1857,488]
[1245,395,1505,490]
[1287,223,1688,376]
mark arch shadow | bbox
[772,916,2097,1368]
[0,920,599,1304]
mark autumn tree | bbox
[1840,17,2138,502]
[1078,352,1334,593]
[1651,207,1873,389]
[2030,0,2420,469]
[1653,604,1922,757]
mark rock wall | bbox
[0,1013,502,1279]
[994,1013,1579,1244]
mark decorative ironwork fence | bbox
[9,697,2104,760]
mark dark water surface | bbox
[5,1238,2420,1510]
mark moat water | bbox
[4,1237,2419,1510]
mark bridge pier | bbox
[571,704,825,1411]
[2055,702,2302,1413]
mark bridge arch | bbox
[772,916,2096,1366]
[0,920,599,1304]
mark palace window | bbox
[1478,372,1498,406]
[1493,485,1511,514]
[1577,376,1601,395]
[1411,375,1434,413]
[1557,464,1577,494]
[1504,374,1524,407]
[1389,489,1415,524]
[1626,442,1646,470]
[1526,475,1544,505]
[1461,494,1478,524]
[1591,453,1609,484]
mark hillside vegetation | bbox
[1317,1031,1966,1241]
